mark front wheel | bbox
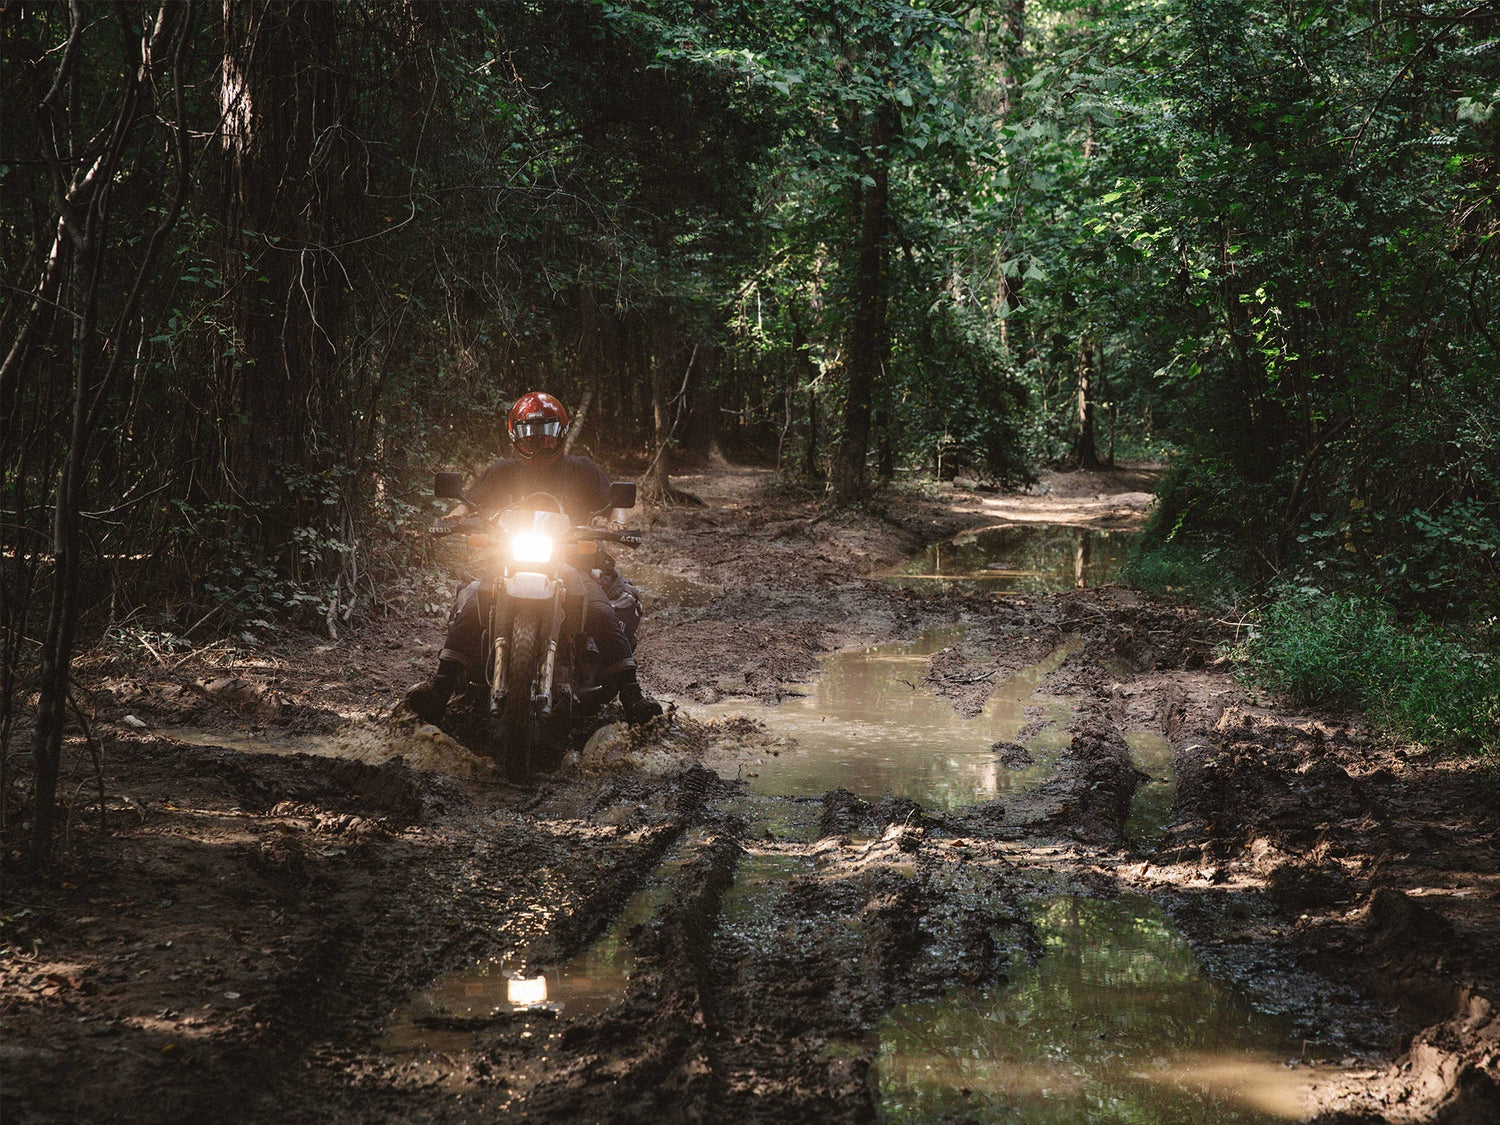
[499,607,543,781]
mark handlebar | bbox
[426,517,641,548]
[580,527,643,548]
[426,517,487,538]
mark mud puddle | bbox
[718,792,823,842]
[877,893,1340,1124]
[689,632,1078,811]
[1123,730,1176,846]
[627,561,721,608]
[384,832,708,1055]
[885,524,1136,593]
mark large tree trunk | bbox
[831,113,892,504]
[218,0,341,547]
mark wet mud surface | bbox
[4,462,1498,1123]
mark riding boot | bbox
[402,658,464,724]
[614,670,663,725]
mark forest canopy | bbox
[3,0,1498,854]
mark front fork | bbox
[488,595,513,716]
[536,590,566,717]
[487,582,566,717]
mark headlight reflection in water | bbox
[505,974,549,1008]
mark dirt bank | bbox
[3,462,1496,1123]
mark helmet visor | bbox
[512,419,564,457]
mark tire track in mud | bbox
[29,467,1497,1123]
[504,721,1130,1124]
[219,637,1322,1124]
[519,830,740,1121]
[243,765,720,1118]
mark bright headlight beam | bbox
[510,531,554,563]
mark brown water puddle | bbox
[692,632,1078,811]
[877,894,1341,1123]
[626,561,721,608]
[885,524,1137,593]
[1123,730,1176,846]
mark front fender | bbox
[505,571,556,600]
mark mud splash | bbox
[165,720,500,780]
[691,633,1078,810]
[877,894,1335,1123]
[886,524,1137,593]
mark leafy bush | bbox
[1245,587,1500,755]
[1119,541,1249,612]
[1120,457,1259,609]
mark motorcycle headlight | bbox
[510,531,554,564]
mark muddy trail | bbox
[4,462,1497,1124]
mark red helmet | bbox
[507,391,570,460]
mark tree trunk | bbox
[791,306,820,479]
[31,265,92,862]
[24,2,190,864]
[876,408,894,483]
[997,0,1026,118]
[831,113,892,504]
[805,384,819,479]
[643,316,671,503]
[640,325,699,508]
[1100,345,1116,468]
[218,0,341,546]
[1072,338,1103,470]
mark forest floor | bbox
[3,459,1498,1124]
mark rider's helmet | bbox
[507,391,570,461]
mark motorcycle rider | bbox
[402,391,664,726]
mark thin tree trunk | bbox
[805,384,819,479]
[640,340,698,508]
[1101,345,1116,468]
[1072,337,1102,470]
[563,390,591,454]
[26,1,191,863]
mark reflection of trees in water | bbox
[906,527,1135,592]
[878,896,1300,1124]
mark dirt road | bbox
[3,462,1496,1123]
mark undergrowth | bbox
[1241,587,1500,756]
[1119,540,1250,613]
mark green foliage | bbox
[1120,541,1250,612]
[994,0,1500,621]
[1245,587,1500,755]
[894,303,1035,485]
[6,0,1496,647]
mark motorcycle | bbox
[429,471,643,780]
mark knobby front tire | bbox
[499,607,543,781]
